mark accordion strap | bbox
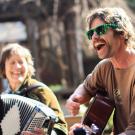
[15,84,42,96]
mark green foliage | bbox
[49,84,63,92]
[104,110,114,134]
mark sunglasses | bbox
[86,23,118,40]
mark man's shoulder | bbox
[94,59,113,74]
[98,59,113,68]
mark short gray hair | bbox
[0,43,35,78]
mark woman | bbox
[0,43,68,135]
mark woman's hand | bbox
[22,128,46,135]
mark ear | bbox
[119,33,126,42]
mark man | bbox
[66,7,135,135]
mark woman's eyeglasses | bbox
[86,23,118,40]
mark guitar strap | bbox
[15,84,42,96]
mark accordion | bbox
[0,94,58,135]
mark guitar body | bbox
[74,94,114,135]
[82,94,114,135]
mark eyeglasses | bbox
[86,23,118,40]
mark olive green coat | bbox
[8,77,68,135]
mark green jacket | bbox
[9,77,68,135]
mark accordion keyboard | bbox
[0,94,57,135]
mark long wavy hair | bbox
[86,7,135,48]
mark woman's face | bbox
[5,54,29,90]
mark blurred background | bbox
[0,0,134,121]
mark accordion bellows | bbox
[0,94,57,135]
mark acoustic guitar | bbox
[74,94,114,135]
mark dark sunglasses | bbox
[86,23,118,40]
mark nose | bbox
[91,32,100,40]
[14,62,21,69]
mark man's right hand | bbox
[66,84,91,116]
[66,94,86,116]
[66,97,80,116]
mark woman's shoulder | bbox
[28,78,45,86]
[28,79,53,92]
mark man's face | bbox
[89,18,121,59]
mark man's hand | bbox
[66,95,80,116]
[69,123,93,135]
[66,84,91,116]
[69,123,83,135]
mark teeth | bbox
[95,43,104,46]
[13,72,21,74]
[12,72,21,77]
